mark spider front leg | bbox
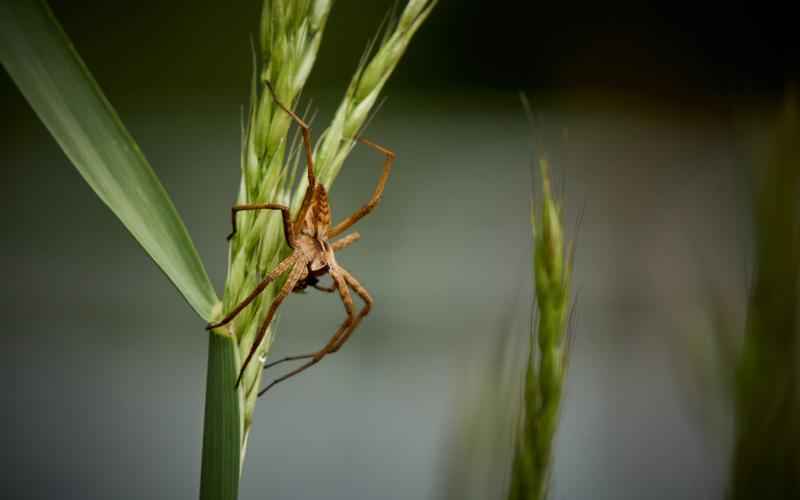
[206,252,297,331]
[264,81,315,186]
[263,80,322,236]
[328,138,396,238]
[227,203,294,244]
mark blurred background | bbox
[2,2,798,499]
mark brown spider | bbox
[206,82,395,397]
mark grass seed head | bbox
[219,0,438,456]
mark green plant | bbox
[437,313,524,500]
[508,158,573,500]
[729,94,800,500]
[0,1,436,499]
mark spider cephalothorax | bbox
[207,82,395,396]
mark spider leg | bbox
[236,257,307,388]
[264,80,315,189]
[227,203,294,245]
[206,252,297,330]
[331,232,361,252]
[329,266,373,353]
[328,138,395,238]
[258,269,355,395]
[263,353,315,370]
[263,80,318,234]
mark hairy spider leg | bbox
[264,80,315,189]
[329,267,373,353]
[206,253,297,330]
[261,270,352,372]
[227,203,294,244]
[328,138,396,238]
[258,266,373,397]
[261,232,362,371]
[331,232,361,251]
[263,80,319,233]
[236,257,308,388]
[257,268,357,396]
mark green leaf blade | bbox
[0,0,219,321]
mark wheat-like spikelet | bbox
[292,0,438,202]
[214,0,438,453]
[508,159,572,500]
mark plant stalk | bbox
[200,329,243,500]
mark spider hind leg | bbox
[258,267,373,397]
[258,270,355,396]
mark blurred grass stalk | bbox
[508,159,572,500]
[205,0,437,498]
[729,94,800,499]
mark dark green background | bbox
[2,2,795,499]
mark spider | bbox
[206,82,395,397]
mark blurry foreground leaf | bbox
[730,93,800,500]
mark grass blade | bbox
[0,0,219,321]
